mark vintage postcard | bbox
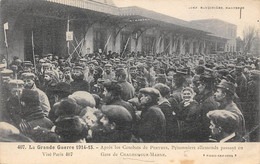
[0,0,259,163]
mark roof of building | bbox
[45,0,120,15]
[1,0,235,40]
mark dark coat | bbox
[158,100,179,142]
[218,102,246,138]
[41,81,57,108]
[71,79,90,93]
[195,92,218,142]
[177,100,201,142]
[16,105,54,142]
[135,105,166,142]
[168,88,182,115]
[236,73,247,102]
[90,125,135,142]
[109,99,136,123]
[118,81,135,101]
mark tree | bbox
[242,26,259,55]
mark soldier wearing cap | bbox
[0,69,13,84]
[21,72,51,116]
[4,80,25,126]
[103,63,115,81]
[102,80,136,122]
[207,110,244,142]
[168,70,189,114]
[8,79,24,98]
[154,83,178,142]
[135,87,166,142]
[214,80,246,138]
[0,69,14,110]
[85,60,98,83]
[91,105,133,142]
[144,56,156,86]
[115,68,135,101]
[129,66,137,84]
[89,66,103,92]
[62,67,73,84]
[70,66,90,93]
[133,76,147,93]
[192,74,218,141]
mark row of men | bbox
[0,52,259,142]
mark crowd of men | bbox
[0,51,259,143]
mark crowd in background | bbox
[0,50,259,143]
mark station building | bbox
[0,0,237,62]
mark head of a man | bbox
[102,81,121,104]
[8,80,24,97]
[115,68,127,82]
[196,74,215,95]
[71,66,84,80]
[214,80,235,103]
[100,105,132,132]
[21,73,36,89]
[139,88,160,107]
[207,110,239,141]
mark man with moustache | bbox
[103,63,115,81]
[214,80,246,138]
[115,68,135,101]
[21,72,51,116]
[70,66,90,93]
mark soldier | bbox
[102,80,136,122]
[62,67,73,84]
[207,110,244,142]
[153,83,178,142]
[4,79,24,127]
[103,63,115,81]
[193,74,218,142]
[21,72,51,116]
[91,105,133,142]
[214,80,246,138]
[86,60,98,83]
[70,66,90,93]
[41,70,59,108]
[19,89,54,141]
[135,87,166,142]
[246,70,260,141]
[115,68,135,101]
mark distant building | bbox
[0,0,236,62]
[191,19,237,53]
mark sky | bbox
[113,0,260,38]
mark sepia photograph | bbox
[0,0,259,163]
